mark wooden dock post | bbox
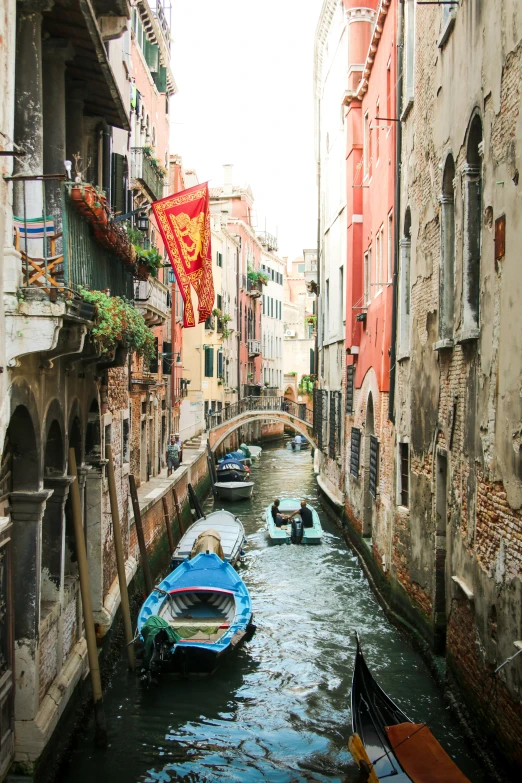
[106,445,135,670]
[172,487,184,538]
[162,495,175,555]
[128,474,153,595]
[68,448,107,746]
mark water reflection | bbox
[59,443,483,783]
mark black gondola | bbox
[350,634,471,783]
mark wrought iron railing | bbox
[130,147,164,201]
[205,396,313,432]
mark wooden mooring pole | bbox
[128,474,153,595]
[162,495,175,555]
[106,445,135,670]
[172,486,184,537]
[68,448,107,746]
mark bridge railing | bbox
[206,396,313,431]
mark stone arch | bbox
[43,399,65,476]
[440,155,456,341]
[210,412,314,454]
[4,405,39,492]
[284,386,296,402]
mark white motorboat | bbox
[214,481,255,501]
[171,509,246,569]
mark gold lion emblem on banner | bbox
[172,211,206,267]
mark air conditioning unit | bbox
[284,330,296,337]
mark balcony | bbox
[248,339,261,357]
[130,147,165,201]
[246,278,262,299]
[134,276,170,326]
[304,255,318,286]
[257,231,278,252]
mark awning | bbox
[43,0,130,131]
[385,723,472,783]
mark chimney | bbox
[223,164,233,196]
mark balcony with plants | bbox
[130,146,166,201]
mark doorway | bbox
[362,394,375,537]
[434,450,448,653]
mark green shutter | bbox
[144,41,159,73]
[310,348,315,375]
[153,66,167,93]
[205,347,214,377]
[217,351,223,378]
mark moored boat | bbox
[286,438,309,451]
[171,509,246,569]
[137,553,254,676]
[218,450,252,466]
[216,457,251,483]
[240,443,262,461]
[214,481,255,501]
[349,634,471,782]
[264,498,322,544]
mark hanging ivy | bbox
[79,288,155,362]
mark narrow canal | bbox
[59,442,485,782]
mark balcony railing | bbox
[206,395,314,431]
[134,276,170,325]
[130,147,165,201]
[248,339,261,357]
[12,178,134,302]
[304,256,318,285]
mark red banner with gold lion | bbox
[152,183,214,327]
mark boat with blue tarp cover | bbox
[264,498,322,544]
[137,553,254,676]
[216,457,250,483]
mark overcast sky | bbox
[170,0,321,262]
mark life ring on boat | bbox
[291,517,304,544]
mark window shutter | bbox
[205,347,214,377]
[346,365,355,414]
[144,40,159,73]
[162,341,171,374]
[111,153,125,216]
[310,348,314,375]
[350,428,361,478]
[217,351,223,377]
[369,436,379,499]
[217,294,222,310]
[153,65,167,93]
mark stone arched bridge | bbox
[206,396,315,452]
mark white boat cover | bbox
[173,510,246,565]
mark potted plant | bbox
[247,267,259,290]
[257,271,269,286]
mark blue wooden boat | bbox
[264,498,322,544]
[216,457,250,483]
[137,553,254,675]
[217,450,252,466]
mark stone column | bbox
[84,465,104,617]
[42,39,74,236]
[13,4,46,255]
[9,488,52,721]
[65,80,86,170]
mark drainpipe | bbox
[388,1,403,423]
[315,100,321,380]
[236,244,241,402]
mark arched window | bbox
[462,115,483,338]
[398,208,411,356]
[440,155,455,342]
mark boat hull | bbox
[215,481,254,501]
[215,469,248,483]
[264,498,322,544]
[286,440,309,451]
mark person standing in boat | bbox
[271,498,287,527]
[288,500,314,528]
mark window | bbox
[439,156,455,342]
[346,365,355,414]
[399,442,409,507]
[386,61,392,126]
[462,116,482,338]
[375,231,381,293]
[204,346,214,377]
[364,250,371,305]
[217,294,222,311]
[387,210,393,282]
[376,100,380,163]
[339,265,344,323]
[162,341,171,375]
[217,251,223,267]
[122,418,130,464]
[148,337,159,373]
[217,350,223,378]
[262,294,265,314]
[298,263,305,273]
[363,112,370,177]
[369,436,379,499]
[404,0,415,104]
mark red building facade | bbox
[344,0,397,561]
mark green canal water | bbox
[59,442,485,782]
